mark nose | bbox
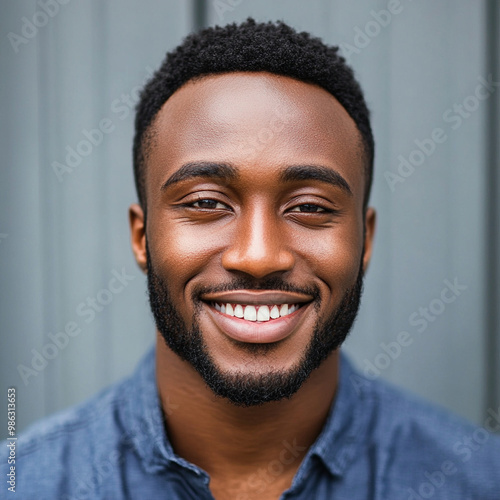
[221,206,295,279]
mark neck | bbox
[155,332,340,481]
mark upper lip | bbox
[200,290,314,305]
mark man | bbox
[2,18,499,500]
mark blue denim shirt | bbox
[2,346,499,499]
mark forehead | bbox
[147,71,365,203]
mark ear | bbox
[362,207,376,273]
[129,204,147,274]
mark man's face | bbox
[132,72,375,406]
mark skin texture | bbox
[129,72,376,500]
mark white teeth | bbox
[257,305,270,321]
[279,304,289,317]
[215,302,300,321]
[244,305,257,321]
[270,305,280,319]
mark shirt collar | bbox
[123,346,369,479]
[306,351,371,478]
[122,346,206,477]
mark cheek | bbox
[291,219,363,290]
[148,217,225,289]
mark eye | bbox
[289,204,327,213]
[191,199,229,210]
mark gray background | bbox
[1,0,499,434]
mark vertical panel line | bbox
[485,0,499,418]
[37,0,61,417]
[91,0,111,383]
[193,0,208,31]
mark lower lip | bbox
[204,303,311,344]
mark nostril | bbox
[221,246,295,278]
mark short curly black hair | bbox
[133,18,374,213]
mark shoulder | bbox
[0,376,134,498]
[342,356,500,497]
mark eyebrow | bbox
[280,164,352,196]
[160,161,352,196]
[161,161,238,191]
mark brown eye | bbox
[192,199,227,209]
[290,204,326,213]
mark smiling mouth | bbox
[210,302,304,322]
[200,290,315,343]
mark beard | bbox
[146,241,364,407]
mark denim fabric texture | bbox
[2,346,499,499]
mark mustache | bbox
[191,276,321,302]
